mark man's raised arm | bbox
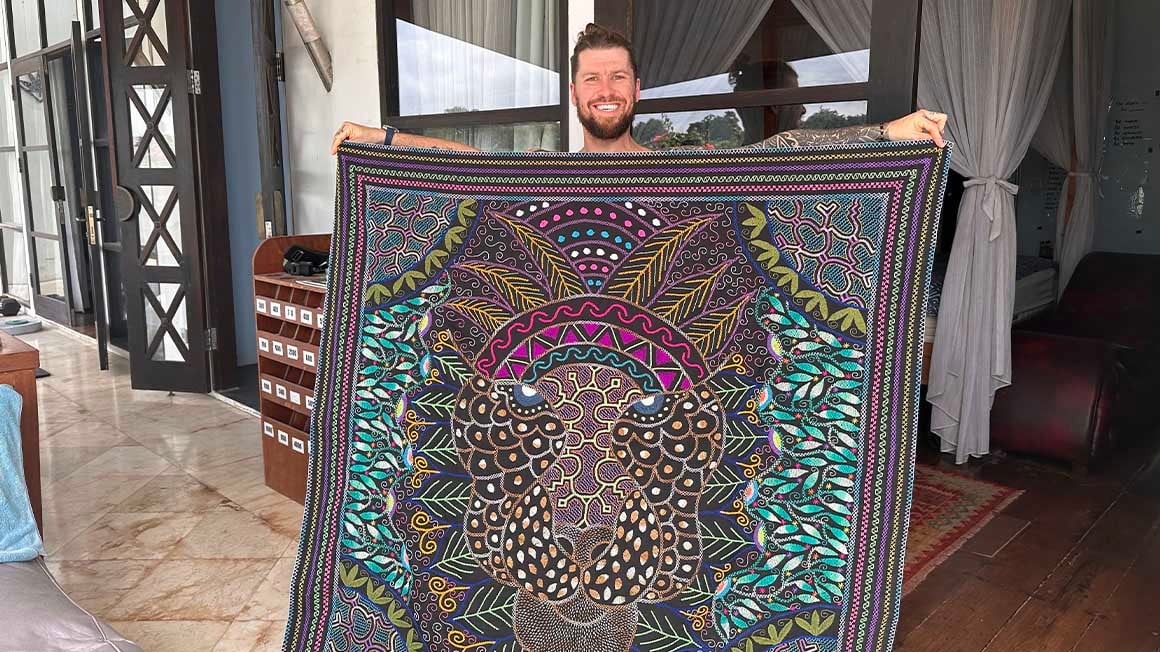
[331,121,480,155]
[744,110,947,150]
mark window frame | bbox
[376,0,572,149]
[376,0,921,150]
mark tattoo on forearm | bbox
[745,124,887,149]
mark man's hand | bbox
[886,110,948,147]
[331,121,386,155]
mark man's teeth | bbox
[595,104,618,112]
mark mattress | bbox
[924,255,1057,343]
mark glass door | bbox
[11,54,74,324]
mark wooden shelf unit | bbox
[252,235,330,503]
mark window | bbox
[378,0,919,151]
[42,0,77,47]
[635,101,869,151]
[379,0,568,150]
[9,0,41,56]
[0,65,27,299]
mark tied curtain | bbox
[919,0,1070,463]
[794,0,1071,463]
[1033,0,1116,294]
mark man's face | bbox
[571,47,640,140]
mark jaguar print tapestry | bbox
[284,140,952,652]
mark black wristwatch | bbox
[382,125,398,146]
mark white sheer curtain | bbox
[632,0,772,90]
[1055,0,1115,293]
[789,0,872,51]
[789,0,871,82]
[1032,33,1074,173]
[405,0,560,150]
[921,0,1070,463]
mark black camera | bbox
[282,245,328,276]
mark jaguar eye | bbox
[511,383,545,407]
[631,394,665,415]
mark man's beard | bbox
[578,97,637,141]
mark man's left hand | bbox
[886,110,948,147]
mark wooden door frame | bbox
[97,0,236,392]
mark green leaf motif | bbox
[706,374,759,412]
[699,513,753,562]
[634,605,699,652]
[433,529,482,580]
[457,582,517,639]
[410,476,471,522]
[701,460,746,510]
[411,385,459,420]
[418,423,459,469]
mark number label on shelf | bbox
[301,310,313,325]
[287,345,299,360]
[275,384,288,400]
[305,395,315,410]
[258,337,269,352]
[292,438,306,453]
[285,306,297,321]
[303,351,315,367]
[278,430,290,445]
[290,390,302,405]
[261,379,272,394]
[255,298,267,314]
[270,302,282,317]
[272,341,284,356]
[263,422,275,437]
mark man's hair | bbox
[570,23,638,81]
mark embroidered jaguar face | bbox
[453,363,724,651]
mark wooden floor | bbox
[896,426,1160,651]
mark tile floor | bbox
[27,326,304,651]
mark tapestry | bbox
[285,140,952,652]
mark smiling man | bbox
[331,24,947,155]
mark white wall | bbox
[1015,0,1160,257]
[283,0,379,234]
[282,1,600,232]
[1092,0,1160,254]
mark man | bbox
[331,24,947,155]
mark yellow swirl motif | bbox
[724,497,752,527]
[739,453,764,479]
[406,456,436,489]
[445,629,493,651]
[681,605,713,632]
[409,510,449,555]
[427,576,468,614]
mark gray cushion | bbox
[0,559,140,651]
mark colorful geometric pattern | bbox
[284,141,952,652]
[902,465,1024,596]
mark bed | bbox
[922,255,1058,382]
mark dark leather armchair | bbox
[992,252,1160,471]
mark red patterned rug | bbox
[904,464,1024,594]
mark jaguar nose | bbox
[554,523,614,568]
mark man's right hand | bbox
[331,121,385,155]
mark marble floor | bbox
[27,326,304,651]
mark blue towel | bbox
[0,384,43,562]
